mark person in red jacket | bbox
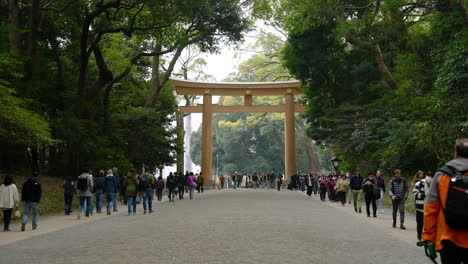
[423,138,468,264]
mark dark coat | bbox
[350,175,363,190]
[63,180,76,197]
[103,175,119,194]
[22,178,42,203]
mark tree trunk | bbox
[296,118,321,171]
[176,110,184,173]
[8,0,21,56]
[24,0,41,82]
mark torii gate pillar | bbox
[201,93,213,184]
[284,93,296,180]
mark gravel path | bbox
[0,189,431,264]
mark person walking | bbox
[177,172,187,200]
[103,169,119,215]
[112,167,121,212]
[319,175,327,201]
[326,174,336,202]
[305,173,313,196]
[139,172,155,214]
[336,174,350,206]
[423,138,468,264]
[0,175,20,232]
[375,170,386,213]
[124,169,139,215]
[94,170,105,213]
[187,172,197,200]
[312,173,319,195]
[350,169,364,213]
[166,172,177,202]
[388,169,408,229]
[63,177,76,215]
[277,173,283,191]
[21,173,42,231]
[156,176,164,201]
[413,170,432,241]
[76,168,93,220]
[362,172,378,217]
[197,173,204,193]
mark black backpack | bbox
[139,174,150,190]
[77,177,88,191]
[439,165,468,230]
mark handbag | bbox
[373,185,381,199]
[14,209,21,218]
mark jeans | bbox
[64,195,73,214]
[440,241,468,264]
[178,186,185,199]
[95,191,103,213]
[189,186,195,200]
[392,199,405,224]
[112,193,118,210]
[378,190,385,210]
[320,188,327,201]
[22,202,39,228]
[79,196,91,217]
[89,195,94,215]
[416,208,424,240]
[106,193,114,210]
[127,196,137,214]
[3,208,12,230]
[338,191,347,205]
[168,188,176,201]
[352,190,363,210]
[142,189,154,212]
[365,193,377,216]
[156,188,163,201]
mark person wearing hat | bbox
[350,169,364,213]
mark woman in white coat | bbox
[0,175,20,231]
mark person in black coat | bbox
[63,178,76,215]
[362,172,378,218]
[177,172,187,200]
[21,175,42,231]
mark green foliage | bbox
[275,0,468,175]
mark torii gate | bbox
[173,79,305,185]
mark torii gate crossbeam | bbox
[173,79,305,185]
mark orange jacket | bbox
[423,158,468,251]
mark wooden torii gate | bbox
[173,79,305,185]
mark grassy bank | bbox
[0,175,79,223]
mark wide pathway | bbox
[0,190,431,264]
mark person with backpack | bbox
[177,172,187,200]
[103,169,118,215]
[423,138,468,264]
[413,170,432,241]
[197,173,205,193]
[139,172,155,214]
[21,173,42,231]
[93,170,105,213]
[63,177,76,215]
[186,172,197,200]
[0,175,20,232]
[362,172,378,218]
[166,172,177,202]
[124,169,139,215]
[156,176,164,201]
[388,169,408,229]
[76,168,93,220]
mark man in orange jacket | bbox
[423,138,468,264]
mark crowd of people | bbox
[0,138,467,264]
[217,171,284,190]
